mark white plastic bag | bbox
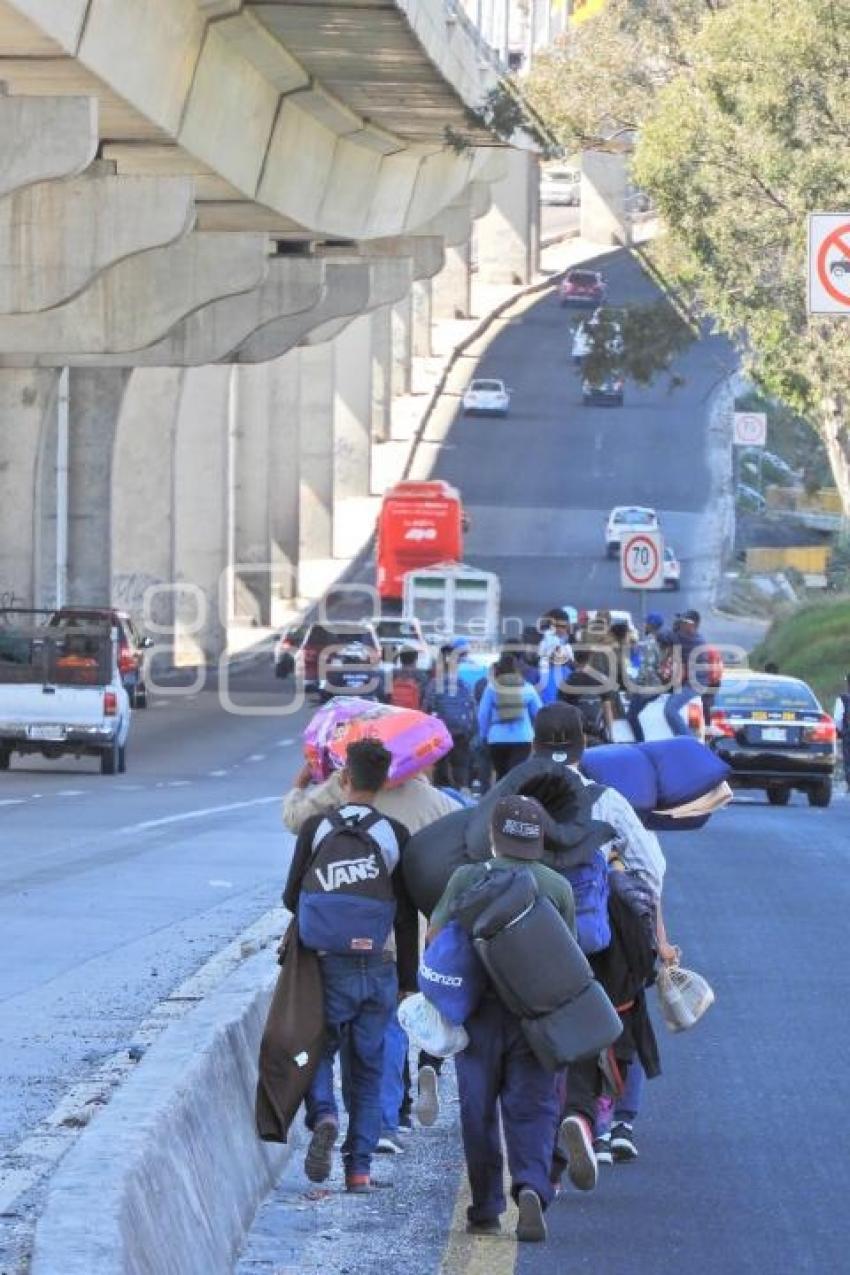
[656,964,715,1033]
[398,993,469,1058]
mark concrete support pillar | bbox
[0,370,58,607]
[474,149,540,285]
[111,368,184,629]
[390,295,412,398]
[581,151,630,246]
[172,366,231,664]
[66,369,130,605]
[370,305,392,443]
[432,241,471,320]
[297,343,335,599]
[267,351,301,614]
[333,315,373,560]
[411,278,433,358]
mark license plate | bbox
[27,725,65,741]
[761,727,787,743]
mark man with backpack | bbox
[388,647,429,710]
[283,739,418,1192]
[429,795,576,1244]
[557,646,615,745]
[423,646,477,791]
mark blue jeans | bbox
[306,954,397,1175]
[615,1059,644,1124]
[456,994,558,1223]
[340,1010,409,1133]
[664,688,694,736]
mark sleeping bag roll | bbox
[521,982,623,1071]
[401,807,477,917]
[473,896,593,1019]
[639,738,730,808]
[581,745,658,812]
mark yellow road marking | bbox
[438,1132,518,1275]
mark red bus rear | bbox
[376,481,465,601]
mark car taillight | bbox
[805,714,836,744]
[687,700,705,734]
[118,642,134,674]
[104,690,118,717]
[709,709,736,738]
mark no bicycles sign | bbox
[808,213,850,314]
[621,530,664,591]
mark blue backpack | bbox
[425,681,476,736]
[562,849,611,955]
[298,807,399,956]
[418,921,488,1024]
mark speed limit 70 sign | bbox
[621,529,664,591]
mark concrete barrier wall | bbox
[32,950,287,1275]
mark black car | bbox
[582,372,624,407]
[708,672,836,806]
[274,621,381,692]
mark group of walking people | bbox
[277,682,679,1245]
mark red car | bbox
[560,269,607,308]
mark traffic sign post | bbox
[620,529,664,608]
[808,213,850,315]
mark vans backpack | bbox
[298,808,399,956]
[390,674,422,711]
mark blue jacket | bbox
[478,680,541,744]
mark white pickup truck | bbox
[0,614,131,775]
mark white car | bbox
[663,544,681,590]
[462,378,511,417]
[605,505,660,558]
[540,167,580,206]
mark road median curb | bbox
[32,948,286,1275]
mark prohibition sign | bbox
[817,222,850,307]
[621,530,663,590]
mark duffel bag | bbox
[581,744,658,813]
[462,866,538,938]
[401,806,475,917]
[473,896,592,1019]
[418,921,488,1025]
[521,982,623,1071]
[640,738,730,809]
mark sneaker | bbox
[376,1131,405,1155]
[396,1120,414,1136]
[466,1218,501,1236]
[304,1118,337,1183]
[593,1133,613,1167]
[515,1188,547,1243]
[414,1064,440,1127]
[344,1173,372,1194]
[557,1115,598,1192]
[610,1121,639,1163]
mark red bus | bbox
[376,480,466,602]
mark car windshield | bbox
[375,620,419,639]
[715,678,819,713]
[614,510,653,525]
[569,272,598,286]
[546,171,577,183]
[308,624,378,651]
[664,547,675,560]
[471,380,502,392]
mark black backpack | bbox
[298,809,399,956]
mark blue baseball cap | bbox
[452,636,471,651]
[645,611,665,629]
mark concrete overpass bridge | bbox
[0,0,541,659]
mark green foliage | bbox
[577,301,693,386]
[751,598,850,705]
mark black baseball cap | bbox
[678,609,701,625]
[491,795,545,860]
[533,702,585,763]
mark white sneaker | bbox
[375,1131,405,1154]
[558,1115,598,1192]
[414,1065,440,1127]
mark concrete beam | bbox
[0,169,195,314]
[57,258,327,369]
[231,261,370,365]
[0,369,58,606]
[581,150,630,245]
[432,240,472,320]
[0,93,97,197]
[474,148,540,285]
[0,233,269,361]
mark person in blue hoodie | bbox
[478,651,542,778]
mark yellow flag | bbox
[570,0,606,23]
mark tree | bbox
[633,0,850,514]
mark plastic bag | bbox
[656,963,715,1033]
[398,992,469,1058]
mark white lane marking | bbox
[56,790,84,798]
[208,769,228,778]
[247,754,266,763]
[594,432,603,452]
[209,879,233,889]
[117,794,280,835]
[0,799,25,808]
[275,739,296,748]
[167,780,191,788]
